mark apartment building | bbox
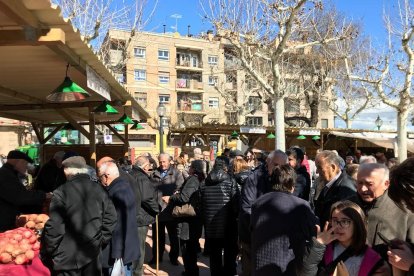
[105,30,334,135]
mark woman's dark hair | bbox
[213,156,230,171]
[286,147,304,162]
[389,157,414,212]
[330,200,367,255]
[270,164,296,192]
[190,160,206,182]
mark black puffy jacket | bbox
[234,170,251,187]
[201,169,239,239]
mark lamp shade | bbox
[157,103,167,117]
[94,101,119,114]
[296,135,306,140]
[46,77,90,102]
[312,135,320,140]
[267,132,276,139]
[231,130,239,138]
[130,120,145,130]
[117,113,134,124]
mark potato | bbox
[0,252,12,264]
[25,250,35,260]
[35,214,49,223]
[32,241,40,251]
[25,221,36,229]
[12,234,22,242]
[34,223,44,230]
[28,236,37,244]
[28,214,38,221]
[14,254,27,265]
[23,230,33,239]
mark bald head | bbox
[97,156,114,168]
[97,158,119,186]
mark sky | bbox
[143,0,410,131]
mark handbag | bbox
[172,203,196,217]
[111,258,125,276]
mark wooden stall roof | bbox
[0,0,149,123]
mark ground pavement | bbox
[142,226,211,276]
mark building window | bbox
[208,76,218,86]
[134,47,146,58]
[158,72,170,84]
[134,92,147,107]
[248,96,262,111]
[209,97,219,109]
[320,100,329,112]
[226,112,238,124]
[321,119,329,128]
[208,55,218,65]
[158,49,169,61]
[285,98,300,113]
[246,116,263,126]
[134,69,146,81]
[159,94,170,104]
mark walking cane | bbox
[156,214,159,275]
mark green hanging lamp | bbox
[296,135,306,140]
[117,113,134,124]
[94,100,119,114]
[312,135,320,140]
[267,132,276,139]
[231,130,239,139]
[130,120,145,130]
[46,64,90,102]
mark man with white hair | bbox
[150,153,184,266]
[97,157,139,276]
[354,163,414,259]
[42,156,117,275]
[34,151,66,192]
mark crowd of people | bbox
[1,145,414,276]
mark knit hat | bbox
[62,156,87,169]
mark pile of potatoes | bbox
[16,214,49,232]
[0,228,40,265]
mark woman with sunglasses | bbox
[302,200,390,276]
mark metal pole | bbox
[159,116,164,154]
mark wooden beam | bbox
[55,109,90,138]
[0,0,39,27]
[31,122,44,144]
[44,126,62,143]
[0,112,41,123]
[47,44,87,75]
[0,85,43,104]
[104,123,126,143]
[0,101,124,111]
[0,28,65,46]
[124,124,129,157]
[88,108,96,168]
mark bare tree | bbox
[347,0,414,161]
[53,0,158,63]
[201,0,354,150]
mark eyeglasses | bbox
[98,173,108,179]
[331,218,352,228]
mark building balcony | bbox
[225,82,237,90]
[224,58,241,70]
[176,79,204,91]
[176,101,205,113]
[176,59,204,71]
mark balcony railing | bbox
[177,101,204,112]
[176,59,203,69]
[176,79,203,90]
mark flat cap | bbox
[62,156,87,169]
[7,150,33,163]
[229,149,244,158]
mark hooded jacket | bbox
[201,169,239,239]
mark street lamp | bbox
[157,103,167,154]
[375,115,383,131]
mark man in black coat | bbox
[150,153,184,265]
[97,157,140,276]
[286,147,311,201]
[239,150,288,276]
[34,151,66,192]
[130,156,159,276]
[42,156,117,275]
[313,150,356,226]
[251,165,317,275]
[0,150,48,232]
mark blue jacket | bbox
[102,177,139,266]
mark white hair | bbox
[358,163,389,182]
[159,153,171,160]
[360,155,377,164]
[64,167,89,178]
[99,161,120,178]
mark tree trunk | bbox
[274,94,286,151]
[309,101,319,127]
[346,119,352,129]
[397,109,409,161]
